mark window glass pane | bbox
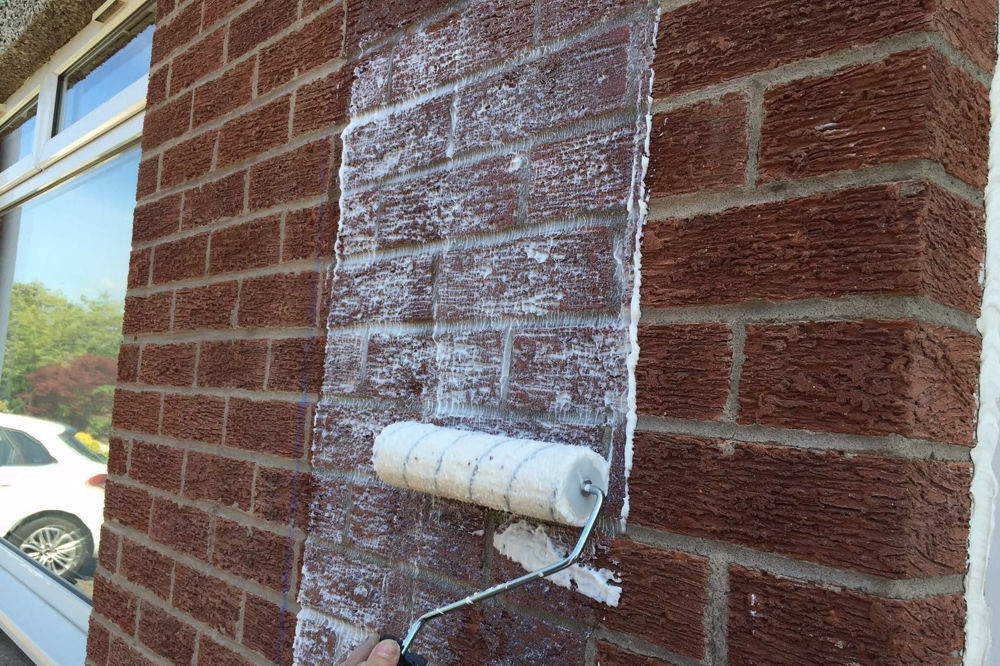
[55,7,155,133]
[0,146,139,597]
[0,100,37,171]
[4,428,57,465]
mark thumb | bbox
[363,638,401,666]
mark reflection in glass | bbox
[54,6,155,134]
[0,100,38,172]
[0,146,139,597]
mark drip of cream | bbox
[493,521,621,607]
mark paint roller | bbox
[371,421,610,666]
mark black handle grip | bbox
[379,635,428,666]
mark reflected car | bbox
[0,414,106,581]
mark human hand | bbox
[340,636,401,666]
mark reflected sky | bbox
[11,147,140,304]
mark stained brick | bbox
[454,28,629,152]
[181,172,246,230]
[212,518,294,591]
[134,194,181,243]
[183,451,254,510]
[311,400,421,471]
[636,324,732,420]
[436,330,504,407]
[652,0,997,96]
[138,601,197,664]
[228,0,297,60]
[217,96,291,167]
[111,389,161,435]
[209,216,281,274]
[437,229,616,320]
[193,60,255,127]
[508,326,628,414]
[197,339,268,390]
[173,564,242,637]
[161,131,218,188]
[92,575,138,634]
[249,140,331,210]
[104,480,152,532]
[321,333,365,395]
[161,393,226,443]
[364,333,436,402]
[170,28,226,94]
[130,440,185,493]
[239,272,322,328]
[242,595,297,665]
[642,183,985,313]
[120,538,173,599]
[739,320,979,444]
[142,92,192,150]
[139,342,197,387]
[150,497,211,559]
[173,281,238,330]
[760,50,989,188]
[540,0,647,40]
[631,433,972,577]
[646,94,747,197]
[227,399,308,458]
[728,567,965,664]
[327,255,434,325]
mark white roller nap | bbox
[373,421,609,526]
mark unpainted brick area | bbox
[88,0,998,664]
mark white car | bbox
[0,414,106,581]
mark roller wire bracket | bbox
[385,482,607,666]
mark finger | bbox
[340,635,377,666]
[361,638,401,666]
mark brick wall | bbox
[634,0,995,663]
[87,0,998,664]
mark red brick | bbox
[226,399,308,458]
[150,497,211,559]
[390,0,533,100]
[108,636,155,666]
[212,518,294,591]
[642,183,985,313]
[147,66,169,107]
[453,28,629,152]
[633,433,972,577]
[308,476,350,543]
[228,0,297,60]
[327,254,433,325]
[249,140,331,210]
[92,574,138,635]
[183,451,254,510]
[173,281,238,330]
[151,0,202,64]
[363,333,436,402]
[508,325,628,413]
[282,205,338,262]
[193,60,255,127]
[253,465,313,528]
[139,342,197,387]
[636,324,732,420]
[238,271,322,328]
[344,0,453,52]
[161,131,218,188]
[142,92,192,151]
[596,643,669,666]
[173,564,242,637]
[119,538,173,599]
[598,540,710,659]
[728,566,965,664]
[97,526,120,573]
[208,216,281,275]
[136,156,159,199]
[935,0,998,71]
[257,5,345,94]
[292,68,351,136]
[242,595,296,665]
[161,393,225,443]
[107,437,129,476]
[133,194,181,243]
[128,248,151,289]
[540,0,646,40]
[181,172,247,230]
[170,28,226,93]
[652,0,996,96]
[130,440,185,493]
[267,336,326,393]
[647,94,747,197]
[123,292,173,335]
[760,50,989,188]
[311,400,421,471]
[197,637,254,666]
[740,320,980,444]
[86,617,110,664]
[152,234,208,284]
[104,480,152,531]
[436,330,504,407]
[342,95,450,187]
[197,339,268,390]
[217,96,291,167]
[112,389,161,435]
[438,229,616,320]
[117,344,140,383]
[202,0,250,27]
[137,601,197,664]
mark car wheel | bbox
[8,516,92,581]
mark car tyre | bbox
[7,516,93,581]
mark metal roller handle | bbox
[398,482,607,658]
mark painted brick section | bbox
[642,182,985,313]
[631,432,971,577]
[728,567,965,664]
[739,320,980,444]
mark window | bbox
[0,428,56,466]
[0,100,37,172]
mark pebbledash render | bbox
[3,0,992,663]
